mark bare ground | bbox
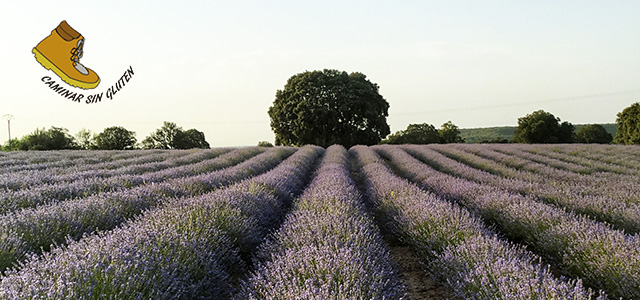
[388,245,452,300]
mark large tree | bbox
[268,69,390,148]
[142,122,209,149]
[18,127,78,150]
[613,102,640,144]
[75,128,96,150]
[439,121,465,143]
[173,129,210,149]
[95,126,137,150]
[383,123,442,144]
[512,110,574,143]
[142,122,181,149]
[575,124,612,144]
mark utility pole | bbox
[2,114,14,151]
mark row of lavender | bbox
[0,147,295,272]
[236,145,406,299]
[556,144,640,172]
[0,149,177,175]
[487,145,640,197]
[0,149,223,189]
[452,144,640,202]
[0,150,135,169]
[493,144,640,176]
[403,145,640,234]
[353,146,602,299]
[377,145,639,299]
[0,146,323,298]
[0,148,250,214]
[0,144,637,299]
[464,144,640,228]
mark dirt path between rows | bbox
[388,245,452,300]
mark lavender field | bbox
[0,144,638,299]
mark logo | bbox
[33,20,100,89]
[33,20,133,104]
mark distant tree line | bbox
[266,68,640,147]
[381,121,465,144]
[510,109,622,144]
[382,103,640,145]
[1,121,210,151]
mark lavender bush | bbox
[237,145,406,299]
[1,144,638,299]
[0,148,243,213]
[351,146,601,300]
[375,145,638,299]
[0,147,293,273]
[0,149,183,187]
[404,145,640,234]
[0,146,323,299]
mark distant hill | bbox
[460,123,617,143]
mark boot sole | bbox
[32,47,100,90]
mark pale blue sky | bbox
[1,1,639,146]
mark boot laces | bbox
[70,39,89,75]
[70,39,84,63]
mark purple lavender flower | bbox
[237,145,406,299]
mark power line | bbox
[394,89,640,116]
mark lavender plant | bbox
[0,146,323,299]
[404,145,640,234]
[237,145,406,299]
[0,147,293,273]
[0,148,243,213]
[0,149,182,187]
[376,145,638,299]
[351,146,602,300]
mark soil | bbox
[389,245,452,300]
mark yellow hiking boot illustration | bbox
[33,21,100,89]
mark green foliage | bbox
[460,124,616,144]
[439,121,465,143]
[268,69,390,148]
[383,121,464,144]
[17,127,78,150]
[613,102,640,144]
[1,138,22,151]
[75,128,96,150]
[459,127,516,143]
[142,122,209,149]
[95,126,137,150]
[480,137,509,144]
[512,110,574,143]
[174,129,210,149]
[257,141,274,147]
[142,121,180,149]
[575,124,612,144]
[383,123,442,144]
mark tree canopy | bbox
[95,126,137,150]
[17,127,78,150]
[512,110,574,143]
[383,123,442,144]
[174,129,210,149]
[438,121,465,143]
[75,129,96,150]
[257,141,274,147]
[268,69,390,148]
[383,121,464,144]
[142,122,209,149]
[575,124,612,144]
[613,102,640,145]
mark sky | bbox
[1,0,639,147]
